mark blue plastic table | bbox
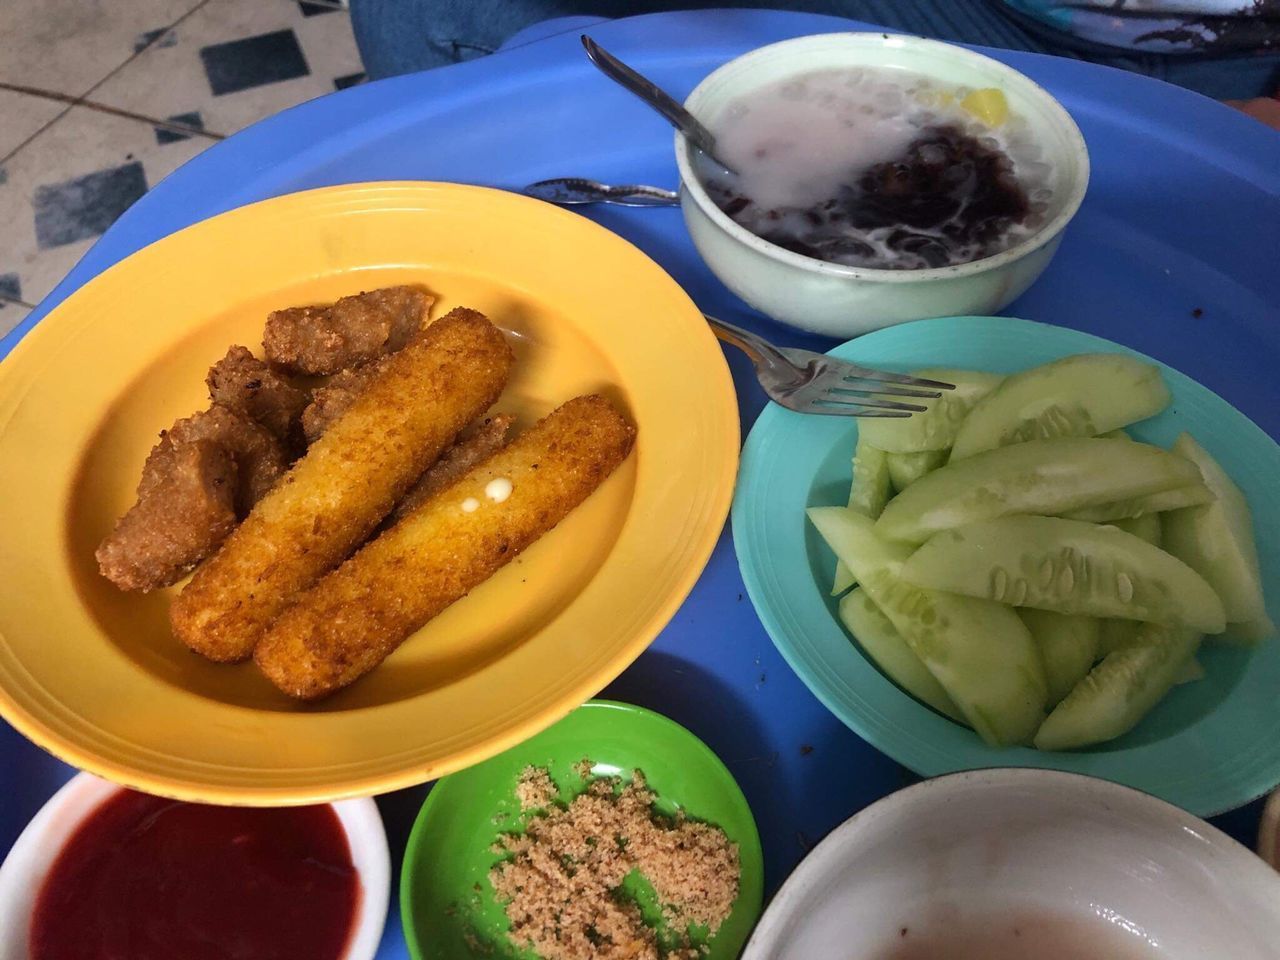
[4,10,1279,958]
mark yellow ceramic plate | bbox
[0,182,738,804]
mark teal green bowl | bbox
[400,700,764,959]
[733,316,1280,817]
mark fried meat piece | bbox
[389,413,514,523]
[254,395,635,700]
[206,345,308,441]
[262,286,432,375]
[96,439,238,592]
[171,308,514,663]
[168,405,288,514]
[300,355,394,443]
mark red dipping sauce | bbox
[29,790,359,960]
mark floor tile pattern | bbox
[1,0,365,329]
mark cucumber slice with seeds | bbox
[1019,609,1100,706]
[848,436,893,519]
[1034,623,1200,750]
[1062,483,1213,523]
[862,567,1047,747]
[886,449,947,492]
[1162,433,1269,631]
[876,438,1202,544]
[900,515,1227,633]
[1174,657,1205,685]
[808,507,1047,746]
[1226,617,1277,644]
[1098,618,1141,656]
[831,563,857,597]
[950,354,1171,460]
[857,368,1004,453]
[1110,512,1162,547]
[832,437,893,595]
[838,588,964,722]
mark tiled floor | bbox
[0,0,367,337]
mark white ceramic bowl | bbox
[0,773,390,959]
[743,769,1280,959]
[676,33,1090,337]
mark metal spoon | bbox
[580,35,736,174]
[523,177,679,207]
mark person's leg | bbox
[350,0,1060,80]
[350,0,1280,101]
[350,0,576,79]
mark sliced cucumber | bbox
[886,449,947,492]
[857,368,1004,453]
[833,437,893,595]
[831,563,857,597]
[1019,609,1100,706]
[838,588,964,722]
[1162,433,1269,630]
[1224,616,1277,645]
[809,506,912,577]
[1110,512,1162,547]
[807,507,1047,747]
[900,516,1227,633]
[1061,483,1213,523]
[1174,657,1205,685]
[875,438,1202,544]
[950,354,1171,460]
[1034,623,1200,750]
[1098,618,1141,656]
[862,567,1047,747]
[849,436,893,518]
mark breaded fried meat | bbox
[168,405,287,515]
[96,438,238,592]
[254,395,635,699]
[170,308,514,663]
[206,345,308,443]
[263,286,432,375]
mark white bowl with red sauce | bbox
[0,773,390,960]
[675,33,1089,337]
[741,769,1280,960]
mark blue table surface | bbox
[3,10,1279,958]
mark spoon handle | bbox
[581,35,720,159]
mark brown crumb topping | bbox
[515,765,559,811]
[489,768,739,960]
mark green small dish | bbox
[733,315,1280,817]
[400,700,764,959]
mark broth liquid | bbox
[874,909,1158,960]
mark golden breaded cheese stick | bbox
[171,308,514,662]
[254,394,636,699]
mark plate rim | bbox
[0,181,740,805]
[732,314,1280,817]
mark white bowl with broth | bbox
[676,34,1089,337]
[741,769,1280,960]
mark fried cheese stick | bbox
[254,394,636,699]
[171,308,514,662]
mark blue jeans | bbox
[350,1,1280,100]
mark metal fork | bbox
[705,316,954,417]
[523,177,679,207]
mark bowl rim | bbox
[674,31,1091,283]
[0,772,390,960]
[397,698,765,960]
[732,314,1280,817]
[741,767,1280,959]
